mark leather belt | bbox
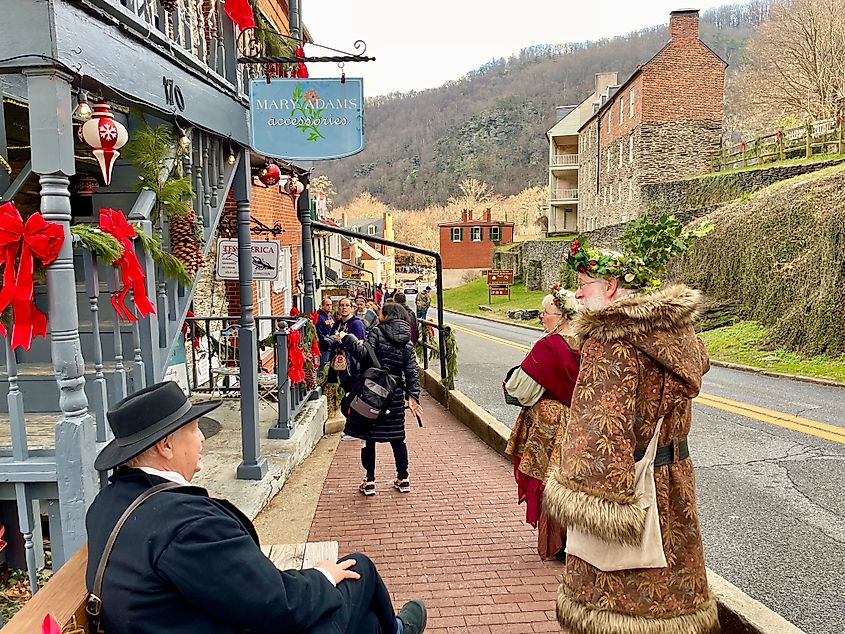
[635,439,689,466]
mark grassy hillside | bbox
[441,276,546,322]
[675,163,845,356]
[315,5,759,209]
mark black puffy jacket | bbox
[341,318,421,441]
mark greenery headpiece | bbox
[549,284,577,317]
[567,214,714,291]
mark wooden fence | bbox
[717,117,845,170]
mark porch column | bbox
[24,68,97,552]
[233,150,267,480]
[297,172,315,313]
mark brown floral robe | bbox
[544,285,719,634]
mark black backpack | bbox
[345,342,397,421]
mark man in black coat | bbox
[85,381,427,634]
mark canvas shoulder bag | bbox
[565,415,668,571]
[87,482,183,633]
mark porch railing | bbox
[551,188,579,201]
[184,315,316,438]
[551,153,579,166]
[107,0,238,88]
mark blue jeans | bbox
[416,309,428,320]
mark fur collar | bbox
[574,284,702,342]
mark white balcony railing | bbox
[552,153,579,167]
[551,188,579,201]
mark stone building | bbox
[577,9,726,231]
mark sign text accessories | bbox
[99,208,156,322]
[0,203,65,350]
[250,78,364,160]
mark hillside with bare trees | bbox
[315,2,767,210]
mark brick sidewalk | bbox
[308,394,563,633]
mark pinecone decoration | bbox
[160,0,177,12]
[169,211,203,278]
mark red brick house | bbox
[439,209,514,288]
[577,9,727,231]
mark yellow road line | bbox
[695,396,845,444]
[450,321,845,444]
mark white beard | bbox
[581,294,609,311]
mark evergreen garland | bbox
[136,230,193,287]
[70,225,123,264]
[122,123,194,223]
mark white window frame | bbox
[618,181,623,203]
[607,114,611,133]
[256,281,272,339]
[450,227,463,242]
[489,225,501,241]
[367,224,376,235]
[629,88,636,118]
[629,136,634,164]
[619,99,624,125]
[471,226,483,242]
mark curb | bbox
[420,370,806,634]
[443,309,844,388]
[710,359,845,389]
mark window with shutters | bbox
[450,227,463,242]
[489,226,501,241]
[471,226,483,242]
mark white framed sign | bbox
[215,239,280,280]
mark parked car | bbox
[402,284,418,308]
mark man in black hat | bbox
[85,381,427,634]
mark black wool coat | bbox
[341,318,421,442]
[85,468,343,634]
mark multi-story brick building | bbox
[545,73,619,234]
[577,9,726,231]
[439,209,514,288]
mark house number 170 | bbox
[162,76,185,112]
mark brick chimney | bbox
[482,208,491,222]
[669,9,699,40]
[461,210,468,222]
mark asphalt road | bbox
[444,310,845,634]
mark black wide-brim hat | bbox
[95,381,222,471]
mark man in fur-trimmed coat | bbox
[543,275,719,634]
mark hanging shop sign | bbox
[215,239,280,280]
[249,78,364,160]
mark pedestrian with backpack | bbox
[336,303,423,496]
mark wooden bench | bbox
[3,541,339,633]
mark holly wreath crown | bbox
[567,213,714,291]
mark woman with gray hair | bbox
[504,286,581,560]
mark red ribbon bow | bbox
[42,614,61,634]
[0,203,65,350]
[99,208,156,322]
[295,46,309,78]
[287,328,305,384]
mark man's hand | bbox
[314,558,361,584]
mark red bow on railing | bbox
[42,614,61,634]
[287,328,305,384]
[0,202,64,351]
[308,310,319,325]
[99,208,155,322]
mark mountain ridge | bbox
[316,3,765,210]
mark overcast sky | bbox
[301,1,735,97]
